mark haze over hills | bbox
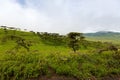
[0,25,120,44]
[84,31,120,43]
[85,31,120,36]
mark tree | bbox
[1,35,32,52]
[8,27,17,35]
[67,32,84,52]
[37,32,66,46]
[1,26,8,34]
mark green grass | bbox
[0,51,120,80]
[85,36,120,44]
[84,32,120,44]
[0,28,120,80]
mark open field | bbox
[0,28,120,80]
[84,31,120,44]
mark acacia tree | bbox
[7,27,17,35]
[37,32,66,46]
[1,35,32,52]
[67,32,84,52]
[1,26,8,34]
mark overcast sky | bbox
[0,0,120,34]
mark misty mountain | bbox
[84,31,120,37]
[84,31,120,43]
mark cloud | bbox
[0,0,52,32]
[0,0,120,34]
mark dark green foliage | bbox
[67,32,84,52]
[30,31,36,35]
[14,38,32,51]
[97,44,118,54]
[0,26,8,35]
[37,32,66,46]
[1,35,32,52]
[4,28,8,35]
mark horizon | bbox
[1,25,120,35]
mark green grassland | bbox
[0,28,120,80]
[84,31,120,44]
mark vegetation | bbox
[0,27,120,80]
[67,32,84,52]
[84,31,120,44]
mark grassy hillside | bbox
[0,28,120,80]
[84,31,120,44]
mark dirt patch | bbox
[101,75,120,80]
[29,75,120,80]
[29,75,77,80]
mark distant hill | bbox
[84,31,120,44]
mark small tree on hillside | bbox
[67,32,84,52]
[1,26,8,34]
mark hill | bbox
[84,31,120,44]
[0,28,120,80]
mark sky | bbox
[0,0,120,34]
